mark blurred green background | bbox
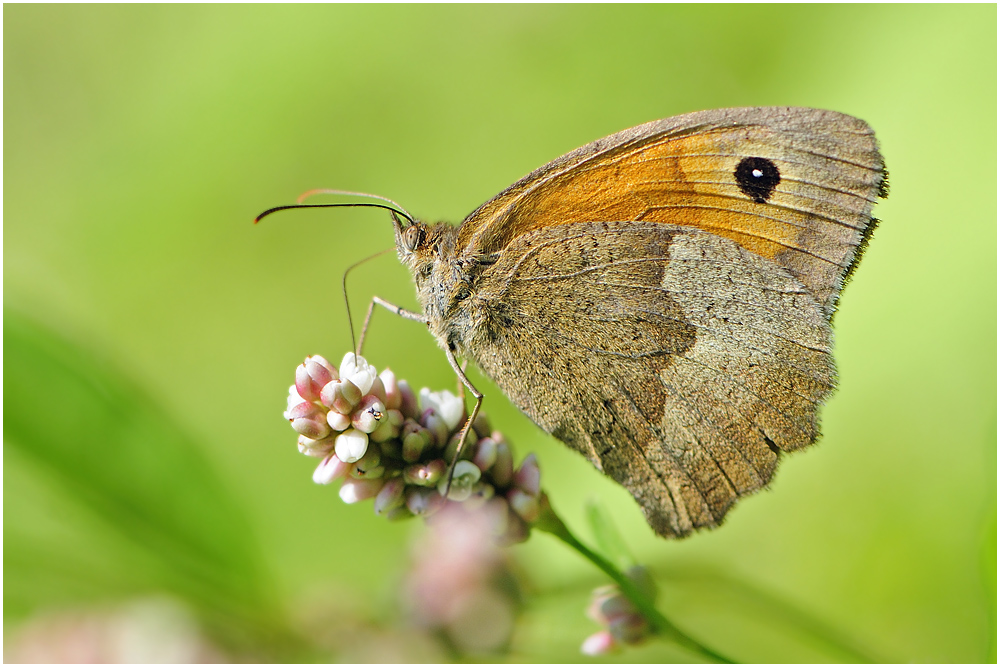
[4,4,996,662]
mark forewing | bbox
[458,107,886,315]
[462,221,835,537]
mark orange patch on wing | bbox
[497,130,806,262]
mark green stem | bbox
[534,493,734,664]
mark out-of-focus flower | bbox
[580,565,656,654]
[5,598,226,663]
[282,352,544,544]
[401,504,521,654]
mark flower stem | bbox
[534,493,734,664]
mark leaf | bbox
[584,497,635,572]
[3,309,275,622]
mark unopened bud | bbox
[369,408,404,442]
[472,412,492,439]
[339,352,377,395]
[386,505,415,521]
[464,481,495,511]
[298,434,335,457]
[608,614,649,645]
[326,410,351,432]
[321,379,362,415]
[398,379,419,419]
[490,440,514,488]
[405,486,446,517]
[350,444,382,478]
[472,437,498,472]
[419,388,465,431]
[581,631,617,656]
[421,409,450,447]
[374,477,406,515]
[295,355,337,402]
[444,426,478,463]
[288,401,330,439]
[507,487,540,523]
[313,454,351,484]
[339,477,384,504]
[438,460,481,501]
[402,422,433,462]
[334,428,369,463]
[513,453,541,496]
[403,459,447,487]
[380,369,401,410]
[352,395,386,434]
[368,374,388,404]
[285,385,307,416]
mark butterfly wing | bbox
[459,221,834,537]
[458,107,886,316]
[444,107,885,536]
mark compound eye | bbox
[402,225,425,252]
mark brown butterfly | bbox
[268,107,887,538]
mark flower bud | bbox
[380,368,401,410]
[608,614,649,645]
[472,437,498,472]
[288,401,331,439]
[350,444,382,478]
[464,481,495,511]
[472,412,492,439]
[374,477,406,515]
[285,385,307,416]
[369,408,403,443]
[581,631,617,656]
[295,355,337,402]
[405,486,445,517]
[334,428,369,463]
[313,453,351,484]
[339,477,385,504]
[377,438,403,463]
[403,459,447,487]
[490,440,514,488]
[368,374,388,404]
[339,352,377,395]
[398,379,419,419]
[507,487,540,523]
[326,410,351,432]
[419,388,465,431]
[421,409,450,448]
[445,427,478,463]
[320,379,362,415]
[402,422,433,462]
[298,434,335,457]
[438,460,481,501]
[513,453,541,497]
[351,395,386,434]
[386,505,415,521]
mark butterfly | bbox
[270,106,887,538]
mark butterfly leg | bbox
[441,346,484,497]
[356,295,428,355]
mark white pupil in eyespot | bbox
[752,168,763,178]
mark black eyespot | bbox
[454,283,471,302]
[734,157,781,203]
